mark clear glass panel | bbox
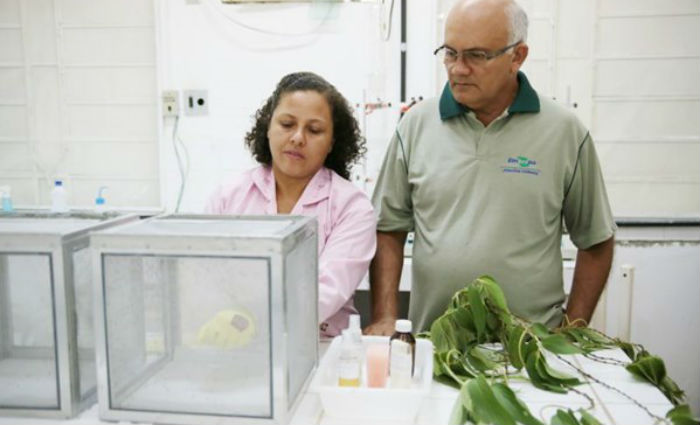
[284,236,318,408]
[72,247,96,401]
[0,253,59,409]
[102,254,272,418]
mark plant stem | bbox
[555,354,666,423]
[585,352,627,366]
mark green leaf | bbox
[458,380,474,414]
[507,325,526,369]
[541,334,584,355]
[525,351,567,393]
[431,314,459,352]
[449,391,470,425]
[666,404,700,425]
[661,375,687,405]
[530,322,551,339]
[539,355,581,386]
[616,340,648,361]
[477,275,509,313]
[626,356,667,386]
[551,409,581,425]
[468,285,487,341]
[576,327,613,345]
[466,346,501,373]
[467,376,516,425]
[578,409,603,425]
[491,382,544,425]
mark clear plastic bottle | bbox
[389,319,415,389]
[347,314,364,382]
[338,329,361,387]
[50,180,69,213]
[1,186,13,213]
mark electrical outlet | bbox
[184,90,209,116]
[162,90,179,117]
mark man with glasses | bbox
[366,0,616,335]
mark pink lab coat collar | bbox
[251,166,332,214]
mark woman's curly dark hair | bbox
[244,72,366,180]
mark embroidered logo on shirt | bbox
[502,156,541,176]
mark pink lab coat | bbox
[206,166,377,337]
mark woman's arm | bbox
[317,195,377,323]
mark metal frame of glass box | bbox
[91,214,319,425]
[0,211,138,418]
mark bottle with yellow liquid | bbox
[338,329,360,387]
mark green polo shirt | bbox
[372,72,616,331]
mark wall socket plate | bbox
[162,90,179,117]
[184,90,209,116]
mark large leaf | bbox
[525,350,575,393]
[468,285,487,341]
[530,323,551,339]
[666,404,700,425]
[431,314,460,352]
[491,382,544,425]
[661,375,687,406]
[578,409,603,425]
[467,376,516,425]
[626,355,666,386]
[449,386,471,425]
[466,346,501,374]
[551,409,580,425]
[507,325,526,369]
[541,334,584,355]
[477,275,509,313]
[538,355,581,386]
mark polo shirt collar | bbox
[439,71,540,120]
[251,165,331,207]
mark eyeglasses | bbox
[433,41,521,66]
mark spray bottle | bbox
[95,186,107,213]
[0,186,13,213]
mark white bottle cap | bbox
[395,319,412,333]
[348,314,361,331]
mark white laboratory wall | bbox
[603,228,700,415]
[1,0,697,217]
[156,0,400,212]
[0,0,160,208]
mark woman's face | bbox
[268,90,334,183]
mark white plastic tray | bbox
[310,335,433,422]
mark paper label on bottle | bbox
[390,339,413,387]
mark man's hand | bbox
[363,317,397,336]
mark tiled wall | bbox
[0,0,159,208]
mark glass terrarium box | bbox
[91,214,319,425]
[0,211,138,418]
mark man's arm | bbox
[363,231,407,335]
[565,236,614,326]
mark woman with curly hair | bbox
[207,72,376,337]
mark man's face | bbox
[443,5,523,111]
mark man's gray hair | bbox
[505,1,528,44]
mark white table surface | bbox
[0,343,673,425]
